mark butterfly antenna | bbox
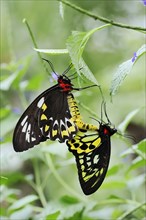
[73,84,97,90]
[104,102,112,125]
[62,63,73,76]
[70,76,78,81]
[89,116,100,125]
[43,58,58,76]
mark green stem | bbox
[33,159,48,207]
[77,100,99,119]
[44,153,87,203]
[59,0,146,33]
[23,18,50,75]
[118,202,146,220]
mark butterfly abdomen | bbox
[67,94,98,132]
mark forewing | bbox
[38,91,78,142]
[67,131,111,195]
[13,85,58,152]
[13,85,78,152]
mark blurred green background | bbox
[0,1,145,220]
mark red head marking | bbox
[103,128,109,135]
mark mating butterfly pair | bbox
[13,59,117,195]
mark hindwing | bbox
[67,124,117,195]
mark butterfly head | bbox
[58,75,73,92]
[99,123,117,137]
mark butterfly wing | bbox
[13,85,78,152]
[66,130,111,195]
[38,91,78,143]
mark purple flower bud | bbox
[141,0,146,6]
[51,72,58,81]
[12,107,21,115]
[131,52,137,63]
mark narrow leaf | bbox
[34,48,68,54]
[110,44,146,95]
[9,195,38,210]
[118,108,140,133]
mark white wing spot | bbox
[31,137,36,141]
[49,117,53,121]
[26,124,31,143]
[21,116,28,126]
[53,120,59,126]
[93,155,99,164]
[37,97,44,108]
[22,122,28,132]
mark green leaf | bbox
[103,180,126,189]
[46,211,60,220]
[60,195,79,204]
[0,107,11,120]
[138,139,146,153]
[9,195,38,211]
[106,164,122,177]
[127,157,145,172]
[0,71,19,91]
[121,139,146,160]
[110,44,146,95]
[0,56,32,91]
[34,48,68,54]
[66,25,110,85]
[9,205,34,220]
[59,204,84,220]
[79,58,99,85]
[118,108,141,133]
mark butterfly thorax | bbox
[58,76,73,92]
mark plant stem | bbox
[118,202,146,220]
[23,18,50,75]
[33,159,48,207]
[59,0,146,33]
[44,153,87,203]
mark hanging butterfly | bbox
[13,59,98,152]
[66,103,117,195]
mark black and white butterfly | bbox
[13,59,97,152]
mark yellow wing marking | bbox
[61,130,69,137]
[42,103,47,111]
[41,114,47,120]
[52,130,57,137]
[68,130,101,154]
[45,125,49,132]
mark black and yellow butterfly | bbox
[66,114,117,195]
[13,59,97,152]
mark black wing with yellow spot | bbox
[13,85,78,152]
[66,124,117,195]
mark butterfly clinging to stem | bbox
[13,59,98,152]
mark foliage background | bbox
[0,1,145,220]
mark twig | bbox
[23,18,50,75]
[59,0,146,33]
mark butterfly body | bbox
[67,123,117,195]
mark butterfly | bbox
[66,104,117,195]
[13,59,98,152]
